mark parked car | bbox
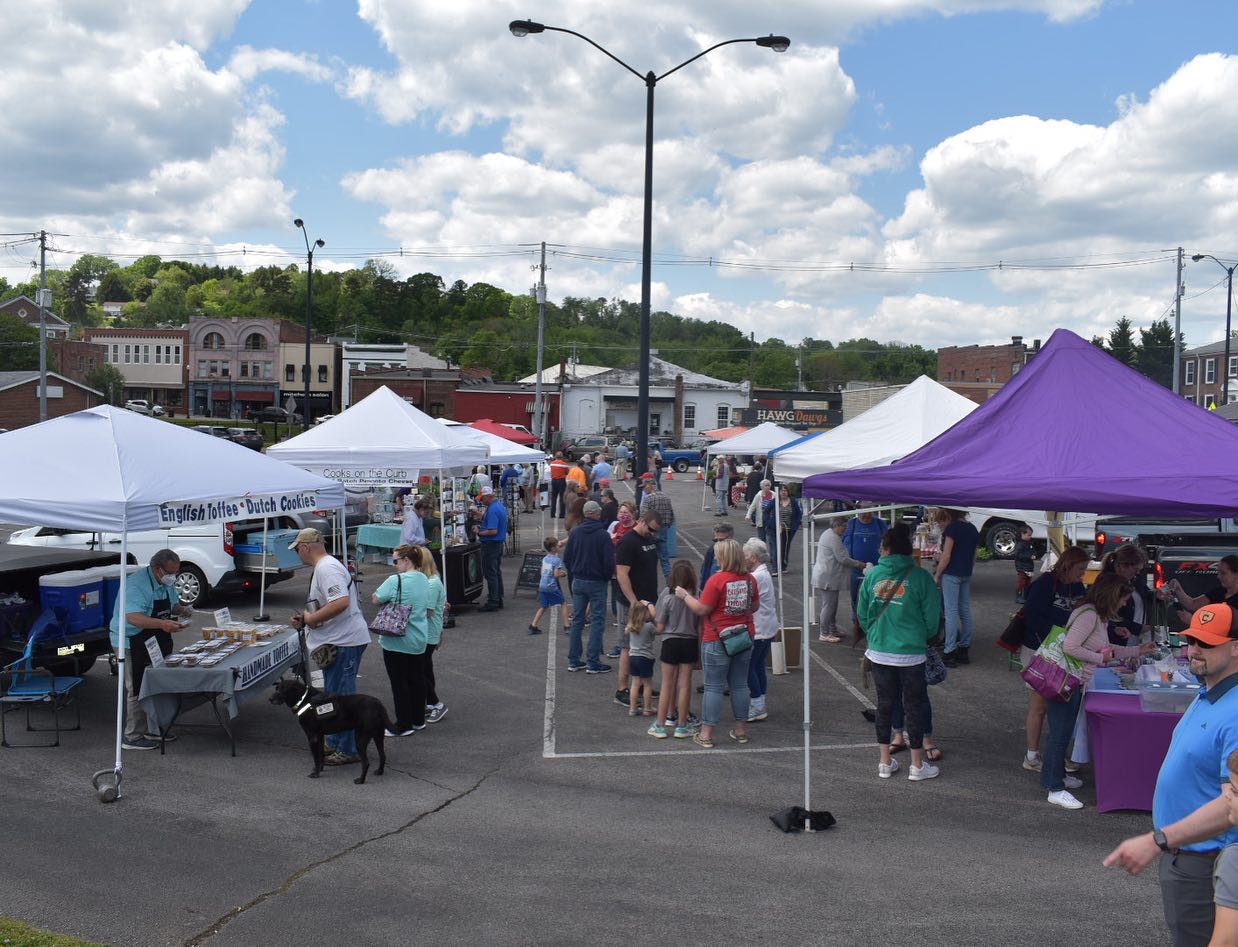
[247,406,302,424]
[313,414,335,425]
[226,427,264,451]
[125,399,166,417]
[563,435,626,462]
[193,425,232,438]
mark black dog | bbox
[270,678,393,785]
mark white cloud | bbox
[227,46,335,83]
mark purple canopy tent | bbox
[804,329,1238,517]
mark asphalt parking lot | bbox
[1,478,1168,946]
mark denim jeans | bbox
[566,577,609,668]
[654,531,670,577]
[941,574,973,653]
[715,485,729,515]
[323,643,366,755]
[702,639,752,725]
[481,540,504,606]
[870,661,928,749]
[748,638,771,699]
[1041,688,1082,792]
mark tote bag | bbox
[369,574,412,637]
[1020,612,1087,702]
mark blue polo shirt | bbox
[480,499,508,543]
[108,567,174,647]
[1152,672,1238,853]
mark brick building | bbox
[349,367,469,416]
[47,338,107,387]
[1178,338,1236,408]
[453,385,561,433]
[937,336,1042,385]
[0,371,102,429]
[83,327,188,412]
[0,295,70,339]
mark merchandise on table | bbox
[1135,663,1201,713]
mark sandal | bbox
[728,729,750,745]
[692,733,714,749]
[924,746,943,762]
[889,741,907,754]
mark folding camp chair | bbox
[1,609,84,748]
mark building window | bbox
[263,362,272,380]
[111,344,118,363]
[209,360,219,376]
[1011,361,1020,376]
[197,359,207,377]
[77,355,84,371]
[143,345,150,364]
[173,345,181,364]
[220,362,230,378]
[683,404,696,429]
[317,365,328,383]
[239,362,249,378]
[285,364,295,382]
[124,344,131,364]
[716,405,729,426]
[203,332,224,350]
[1206,359,1217,384]
[88,357,95,370]
[244,332,267,351]
[1185,360,1197,386]
[1229,356,1237,379]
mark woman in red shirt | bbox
[677,539,757,748]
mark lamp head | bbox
[314,238,325,249]
[294,218,304,229]
[756,34,791,52]
[509,19,544,37]
[1193,254,1205,262]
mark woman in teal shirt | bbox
[416,547,449,724]
[372,543,432,736]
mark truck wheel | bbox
[985,522,1022,559]
[674,459,690,473]
[175,564,210,608]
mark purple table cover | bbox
[1085,690,1181,813]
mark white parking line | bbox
[542,606,559,759]
[809,648,875,710]
[551,741,872,760]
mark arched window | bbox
[203,331,224,351]
[244,332,268,351]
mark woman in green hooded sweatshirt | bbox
[858,523,942,783]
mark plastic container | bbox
[94,564,141,621]
[39,570,105,633]
[1136,664,1200,714]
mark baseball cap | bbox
[639,472,655,480]
[598,478,610,487]
[1184,603,1238,647]
[582,500,602,516]
[288,527,323,549]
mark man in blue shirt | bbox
[843,508,887,619]
[477,484,508,611]
[1105,603,1238,946]
[109,548,191,751]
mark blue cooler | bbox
[267,528,305,570]
[39,570,105,633]
[96,564,141,623]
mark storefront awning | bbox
[237,390,274,403]
[211,391,230,401]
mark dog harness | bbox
[294,685,314,717]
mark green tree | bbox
[1135,319,1179,388]
[0,314,39,370]
[1107,317,1137,366]
[61,254,119,325]
[85,363,126,405]
[96,269,131,303]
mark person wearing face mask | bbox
[109,548,192,751]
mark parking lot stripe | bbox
[809,649,875,710]
[549,741,873,760]
[543,606,559,759]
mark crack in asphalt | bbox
[182,764,500,946]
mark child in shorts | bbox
[1212,749,1238,942]
[625,602,658,717]
[529,536,568,635]
[649,559,702,738]
[1014,526,1037,604]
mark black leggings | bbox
[382,649,427,731]
[424,643,439,706]
[871,662,928,749]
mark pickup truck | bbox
[1095,516,1238,602]
[7,514,319,608]
[563,435,626,462]
[964,508,1098,559]
[651,441,704,473]
[0,544,126,675]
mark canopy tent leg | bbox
[95,526,128,803]
[252,517,270,621]
[439,469,452,627]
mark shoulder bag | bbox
[369,574,412,637]
[714,576,756,656]
[1020,607,1089,702]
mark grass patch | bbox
[0,917,102,947]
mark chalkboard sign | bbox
[516,551,544,593]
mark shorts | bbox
[539,587,565,608]
[660,637,700,665]
[628,655,655,679]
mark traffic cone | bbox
[665,468,674,481]
[696,465,703,480]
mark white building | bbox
[559,356,748,440]
[339,342,447,407]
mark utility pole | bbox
[532,242,547,447]
[797,342,803,390]
[1173,247,1184,394]
[37,230,48,421]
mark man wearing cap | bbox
[1105,602,1238,946]
[289,528,370,766]
[639,474,676,578]
[562,500,616,673]
[477,485,508,612]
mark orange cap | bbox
[1185,603,1238,646]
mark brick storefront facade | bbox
[0,372,101,429]
[937,336,1040,385]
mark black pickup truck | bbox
[1095,516,1238,602]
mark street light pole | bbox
[509,21,789,477]
[294,218,325,432]
[1192,254,1236,407]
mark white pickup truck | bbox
[7,515,318,608]
[962,508,1098,558]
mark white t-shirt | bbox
[306,554,370,649]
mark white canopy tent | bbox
[704,420,801,456]
[0,405,345,800]
[437,419,546,466]
[267,386,492,617]
[766,376,978,821]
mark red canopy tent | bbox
[468,418,537,444]
[701,424,750,440]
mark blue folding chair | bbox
[1,609,83,748]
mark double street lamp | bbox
[1192,253,1237,407]
[509,20,789,476]
[294,218,325,432]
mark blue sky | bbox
[3,1,1237,351]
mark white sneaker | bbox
[1064,759,1081,774]
[1047,789,1084,810]
[908,762,940,781]
[747,707,768,722]
[1063,775,1084,790]
[1022,754,1042,772]
[878,758,900,779]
